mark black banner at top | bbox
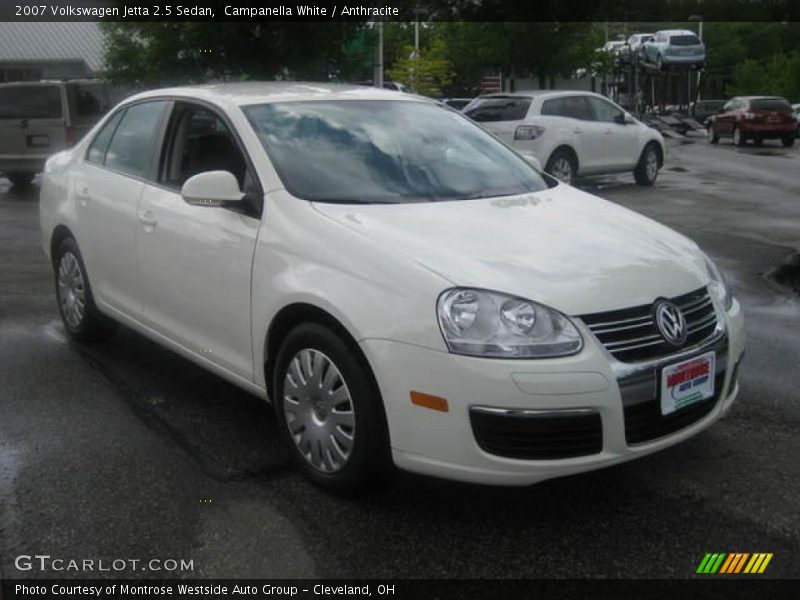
[2,0,800,22]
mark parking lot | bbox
[1,135,799,579]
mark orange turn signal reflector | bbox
[410,391,449,412]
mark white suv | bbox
[464,91,664,186]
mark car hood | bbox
[311,184,709,316]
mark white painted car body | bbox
[40,83,744,486]
[463,90,665,182]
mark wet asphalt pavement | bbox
[1,134,798,580]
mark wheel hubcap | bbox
[57,252,86,329]
[282,349,355,473]
[645,151,658,180]
[551,158,572,183]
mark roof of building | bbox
[0,22,104,72]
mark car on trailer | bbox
[642,30,705,70]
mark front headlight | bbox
[704,254,733,311]
[436,288,582,358]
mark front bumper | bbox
[360,298,745,486]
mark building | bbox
[0,22,104,82]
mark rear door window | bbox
[464,97,532,122]
[561,96,594,120]
[541,98,566,116]
[104,101,168,179]
[86,111,124,165]
[0,85,62,119]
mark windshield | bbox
[0,85,62,119]
[244,100,548,204]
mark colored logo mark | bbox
[696,552,773,574]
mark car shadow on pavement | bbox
[69,323,291,482]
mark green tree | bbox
[386,39,454,96]
[100,22,366,85]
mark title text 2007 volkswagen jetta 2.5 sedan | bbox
[40,83,744,492]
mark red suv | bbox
[707,96,796,147]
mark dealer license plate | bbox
[26,134,50,148]
[660,351,715,415]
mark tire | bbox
[272,322,390,493]
[6,172,35,187]
[54,237,115,342]
[707,124,719,144]
[634,144,660,186]
[545,148,577,185]
[753,137,763,146]
[733,126,746,147]
[782,136,795,148]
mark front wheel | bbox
[707,124,719,144]
[273,323,390,493]
[634,144,660,186]
[782,136,795,148]
[54,237,115,342]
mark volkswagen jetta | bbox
[40,83,745,491]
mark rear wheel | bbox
[782,136,795,148]
[545,149,577,185]
[54,237,115,342]
[733,126,746,147]
[634,144,660,186]
[273,323,390,493]
[6,172,35,187]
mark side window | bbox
[587,97,623,123]
[86,110,123,165]
[105,100,168,179]
[562,96,593,120]
[464,97,532,122]
[159,103,248,189]
[540,98,565,117]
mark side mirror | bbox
[181,170,244,207]
[521,153,542,170]
[615,112,636,124]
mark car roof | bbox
[656,29,698,36]
[734,96,788,101]
[475,90,606,100]
[125,82,430,107]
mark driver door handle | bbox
[138,210,158,229]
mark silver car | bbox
[642,29,705,70]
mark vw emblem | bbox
[653,300,687,346]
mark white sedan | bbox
[40,83,744,491]
[464,90,665,186]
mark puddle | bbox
[766,252,800,295]
[668,166,689,172]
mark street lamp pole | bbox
[375,20,384,88]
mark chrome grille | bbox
[580,287,718,363]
